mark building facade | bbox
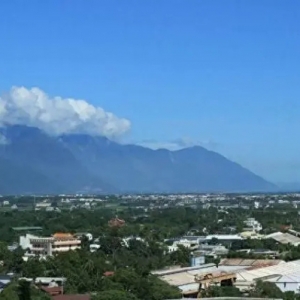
[20,233,81,256]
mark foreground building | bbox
[153,259,285,297]
[152,263,248,297]
[235,259,300,293]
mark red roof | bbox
[52,295,90,300]
[41,286,63,296]
[108,217,125,227]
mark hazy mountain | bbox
[0,125,276,194]
[276,182,300,192]
[0,125,113,194]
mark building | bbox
[0,275,12,293]
[254,201,260,209]
[195,271,236,297]
[153,263,249,297]
[122,236,145,247]
[108,217,125,228]
[20,233,81,256]
[190,253,205,267]
[89,244,100,252]
[266,232,300,246]
[12,226,43,233]
[235,260,300,293]
[240,231,264,239]
[35,202,52,210]
[243,218,262,232]
[220,259,283,268]
[204,235,243,247]
[167,238,200,253]
[74,232,93,242]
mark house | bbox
[0,275,12,292]
[89,244,100,252]
[108,217,125,228]
[74,232,93,242]
[11,204,18,210]
[0,275,12,285]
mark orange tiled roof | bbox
[108,217,125,227]
[53,233,74,238]
[41,286,63,296]
[103,271,114,277]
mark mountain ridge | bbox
[0,125,276,194]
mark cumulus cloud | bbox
[137,137,219,151]
[0,86,131,137]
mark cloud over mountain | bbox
[137,137,219,151]
[0,86,131,137]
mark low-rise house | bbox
[74,232,93,242]
[89,244,100,252]
[0,275,12,293]
[168,239,199,252]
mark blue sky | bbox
[1,0,300,183]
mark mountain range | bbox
[0,125,276,194]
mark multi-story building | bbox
[20,233,81,256]
[243,217,262,232]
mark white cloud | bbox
[0,86,131,137]
[137,137,219,151]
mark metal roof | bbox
[158,265,248,287]
[12,226,43,231]
[266,232,300,245]
[236,260,300,283]
[205,234,242,240]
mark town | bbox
[0,193,300,299]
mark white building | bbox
[167,239,199,253]
[244,218,262,232]
[254,201,260,209]
[153,263,249,296]
[89,244,100,252]
[122,236,145,247]
[204,234,243,242]
[235,260,300,293]
[20,233,81,256]
[74,232,93,242]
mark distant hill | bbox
[276,182,300,192]
[0,125,276,194]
